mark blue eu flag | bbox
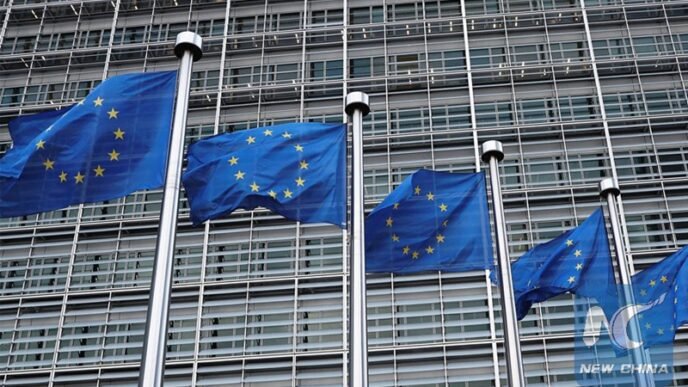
[182,122,346,227]
[365,170,494,274]
[0,71,176,217]
[630,245,688,348]
[510,208,617,320]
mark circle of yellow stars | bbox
[33,95,122,186]
[563,239,584,286]
[636,271,676,338]
[226,130,308,201]
[386,184,452,261]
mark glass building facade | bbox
[1,0,688,385]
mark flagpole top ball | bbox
[481,140,504,162]
[599,178,620,197]
[345,92,370,116]
[175,31,203,62]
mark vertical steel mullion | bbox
[48,7,91,373]
[652,4,680,247]
[8,221,37,371]
[190,3,233,383]
[102,0,121,83]
[460,0,480,172]
[299,0,307,120]
[291,277,299,387]
[621,6,651,119]
[391,274,398,385]
[48,208,83,387]
[420,1,435,170]
[341,0,349,384]
[99,225,123,365]
[255,0,269,122]
[461,3,501,385]
[241,283,250,382]
[437,273,449,387]
[242,213,255,360]
[0,0,13,49]
[580,0,634,272]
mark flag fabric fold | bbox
[630,245,688,348]
[510,208,617,320]
[0,71,177,217]
[365,170,494,274]
[182,122,346,228]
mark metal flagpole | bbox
[139,31,203,387]
[481,140,526,387]
[345,91,370,387]
[599,178,654,387]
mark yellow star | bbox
[439,203,447,212]
[426,192,435,201]
[299,160,309,170]
[93,96,104,106]
[263,129,273,136]
[566,239,574,246]
[250,182,260,192]
[393,203,399,210]
[108,149,120,161]
[391,234,400,242]
[660,275,668,283]
[74,172,85,184]
[657,328,664,335]
[574,250,582,257]
[414,186,421,195]
[649,279,656,287]
[35,139,46,149]
[412,251,420,259]
[402,246,410,255]
[442,220,448,227]
[436,234,445,243]
[268,190,277,199]
[385,217,393,227]
[42,158,55,170]
[568,276,576,284]
[294,144,304,152]
[282,132,292,139]
[58,171,68,183]
[295,177,306,187]
[107,108,119,119]
[93,165,105,177]
[234,170,245,180]
[228,156,239,165]
[575,263,583,271]
[639,289,647,296]
[283,188,293,198]
[425,246,435,254]
[645,323,652,330]
[113,128,125,140]
[246,136,256,144]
